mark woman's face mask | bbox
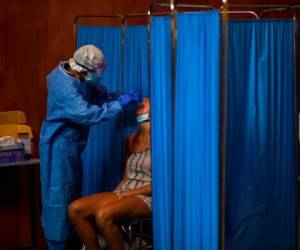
[137,113,150,123]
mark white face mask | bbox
[137,113,150,123]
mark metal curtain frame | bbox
[149,3,258,250]
[220,2,229,250]
[228,4,296,18]
[73,4,299,250]
[149,2,299,250]
[149,2,259,18]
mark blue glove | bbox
[118,90,140,108]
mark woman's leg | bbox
[94,196,151,250]
[68,192,118,250]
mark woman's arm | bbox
[113,135,132,191]
[118,184,152,198]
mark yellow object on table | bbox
[0,111,26,124]
[0,124,33,140]
[0,111,33,154]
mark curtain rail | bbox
[149,3,300,19]
[228,5,298,19]
[228,4,293,8]
[150,2,215,12]
[149,3,273,20]
[149,2,215,15]
[221,11,259,19]
[150,10,259,19]
[259,7,294,18]
[73,4,300,49]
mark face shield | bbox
[69,45,105,85]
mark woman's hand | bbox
[116,192,131,200]
[116,185,152,200]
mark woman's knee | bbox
[95,208,113,229]
[68,199,84,220]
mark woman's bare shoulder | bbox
[125,133,137,153]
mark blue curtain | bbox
[173,12,220,250]
[226,20,297,250]
[77,26,123,194]
[123,26,149,96]
[151,15,173,250]
[123,25,150,136]
[151,11,220,250]
[77,25,150,195]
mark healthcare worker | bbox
[39,44,140,250]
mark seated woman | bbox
[68,98,151,250]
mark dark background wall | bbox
[0,0,299,249]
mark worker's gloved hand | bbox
[118,90,140,109]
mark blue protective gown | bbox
[39,62,122,241]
